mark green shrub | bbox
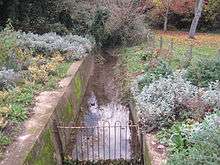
[167,129,220,165]
[186,56,220,87]
[165,113,220,165]
[138,60,173,89]
[0,132,10,146]
[9,104,27,122]
[156,122,190,153]
[0,21,17,67]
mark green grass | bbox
[120,45,146,75]
[155,37,219,70]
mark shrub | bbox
[186,56,220,87]
[16,32,94,56]
[202,82,220,108]
[133,70,202,132]
[0,107,10,129]
[167,113,220,165]
[156,122,191,153]
[100,0,150,46]
[65,0,150,47]
[0,69,21,91]
[0,22,17,67]
[138,59,173,89]
[0,132,10,146]
[9,104,27,123]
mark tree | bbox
[189,0,204,38]
[146,0,195,31]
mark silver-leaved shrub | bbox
[16,32,94,58]
[132,70,209,132]
[0,69,21,90]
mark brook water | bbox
[65,52,143,164]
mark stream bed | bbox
[65,52,142,164]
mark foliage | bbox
[0,21,17,67]
[0,132,10,146]
[0,107,10,129]
[0,69,21,91]
[102,0,150,46]
[156,121,191,153]
[138,59,173,89]
[186,56,220,87]
[9,104,27,122]
[16,32,93,56]
[65,0,150,47]
[132,70,200,132]
[90,8,110,47]
[144,0,220,31]
[0,0,66,33]
[166,113,220,165]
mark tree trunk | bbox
[189,0,204,38]
[163,7,169,32]
[163,0,171,32]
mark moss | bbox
[73,73,83,105]
[62,100,75,123]
[25,129,56,165]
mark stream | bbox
[66,52,140,163]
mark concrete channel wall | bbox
[129,102,152,165]
[1,55,94,165]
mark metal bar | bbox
[80,129,83,160]
[108,124,111,160]
[103,126,105,160]
[119,124,122,158]
[92,131,94,161]
[114,123,117,159]
[125,125,128,160]
[140,130,144,165]
[160,36,163,49]
[97,126,100,160]
[75,136,78,160]
[86,131,89,161]
[57,125,138,129]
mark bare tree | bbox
[189,0,204,38]
[163,0,172,32]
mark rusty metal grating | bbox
[56,121,144,164]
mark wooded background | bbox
[0,0,219,34]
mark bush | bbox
[16,32,94,56]
[0,132,10,146]
[0,69,21,91]
[0,22,17,67]
[156,122,191,153]
[186,56,220,87]
[138,59,173,89]
[64,0,150,47]
[132,70,207,132]
[101,0,150,46]
[9,104,27,123]
[167,113,220,165]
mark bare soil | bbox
[146,134,167,165]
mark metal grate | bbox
[56,121,144,164]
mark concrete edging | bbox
[129,102,152,165]
[1,55,94,165]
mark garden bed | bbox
[0,24,94,160]
[120,31,220,165]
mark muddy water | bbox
[68,52,132,161]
